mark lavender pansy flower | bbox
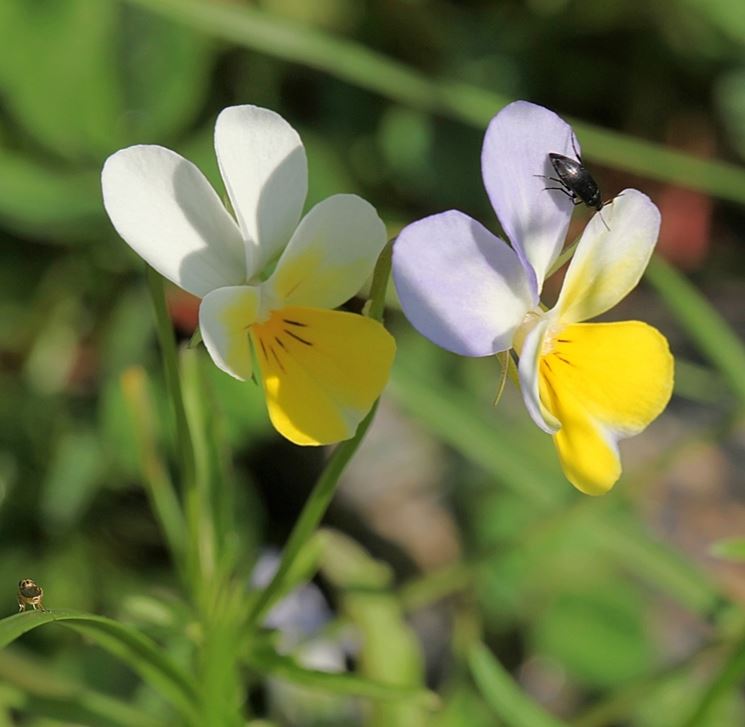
[392,101,674,495]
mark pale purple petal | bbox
[392,210,534,357]
[482,100,576,290]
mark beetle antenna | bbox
[598,208,610,231]
[571,134,583,164]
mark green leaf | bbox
[645,664,745,727]
[532,586,652,687]
[319,530,430,727]
[249,645,438,707]
[716,67,745,162]
[710,538,745,562]
[0,0,213,161]
[432,682,494,727]
[468,642,570,727]
[41,429,106,531]
[0,610,198,720]
[0,649,162,727]
[0,145,101,237]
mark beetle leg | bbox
[543,186,576,200]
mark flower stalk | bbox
[147,266,206,596]
[246,239,394,628]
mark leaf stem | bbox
[469,641,570,727]
[679,631,745,727]
[146,267,203,597]
[246,403,378,628]
[146,268,197,490]
[366,238,393,322]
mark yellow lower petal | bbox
[540,321,674,495]
[251,306,396,445]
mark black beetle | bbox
[538,137,610,228]
[547,151,602,211]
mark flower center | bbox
[251,310,314,375]
[254,285,282,324]
[512,307,545,356]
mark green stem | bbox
[146,267,197,491]
[146,267,202,593]
[245,242,394,627]
[246,402,378,627]
[366,238,393,321]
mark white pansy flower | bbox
[103,105,395,445]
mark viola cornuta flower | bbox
[103,105,395,446]
[392,100,674,495]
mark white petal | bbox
[517,315,561,434]
[215,105,308,277]
[265,194,386,310]
[392,210,533,357]
[555,189,661,324]
[102,145,246,298]
[199,285,261,380]
[481,100,576,288]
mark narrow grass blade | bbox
[120,367,187,567]
[646,257,745,408]
[123,0,745,204]
[468,641,569,727]
[0,649,162,727]
[0,610,198,720]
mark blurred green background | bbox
[2,0,745,725]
